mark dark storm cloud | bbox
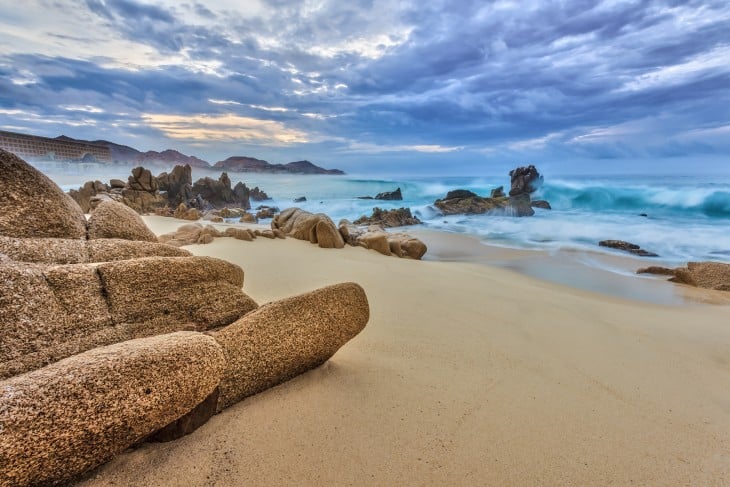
[0,0,729,168]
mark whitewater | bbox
[43,161,730,267]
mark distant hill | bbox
[55,135,211,168]
[215,156,345,175]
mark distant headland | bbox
[0,129,344,175]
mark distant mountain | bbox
[55,135,211,168]
[215,156,344,175]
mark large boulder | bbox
[212,283,369,410]
[508,193,535,217]
[0,149,88,239]
[353,207,422,228]
[0,332,225,487]
[127,166,159,192]
[0,235,189,265]
[87,200,158,242]
[375,187,403,200]
[272,208,345,249]
[191,172,252,209]
[0,256,256,379]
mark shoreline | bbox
[148,216,730,306]
[78,215,730,486]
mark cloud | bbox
[141,113,309,145]
[0,0,729,170]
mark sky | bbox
[0,0,729,175]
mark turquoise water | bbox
[42,161,730,267]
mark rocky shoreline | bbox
[0,149,369,486]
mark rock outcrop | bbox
[68,180,109,213]
[353,207,422,228]
[157,164,193,207]
[0,153,371,487]
[433,192,507,215]
[159,223,223,246]
[637,261,730,291]
[212,283,369,410]
[599,240,658,257]
[338,220,427,259]
[359,188,403,200]
[0,332,225,487]
[272,208,345,249]
[87,200,158,242]
[509,165,543,196]
[0,148,88,238]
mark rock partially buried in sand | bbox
[272,207,345,249]
[159,223,221,246]
[87,200,158,242]
[212,282,369,410]
[0,332,225,487]
[0,148,88,239]
[599,240,658,257]
[638,261,730,291]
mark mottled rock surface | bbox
[272,208,345,249]
[0,332,225,487]
[159,223,222,246]
[509,165,543,196]
[353,207,422,228]
[0,235,188,264]
[0,149,88,238]
[434,193,507,215]
[88,200,158,242]
[639,262,730,291]
[212,283,369,410]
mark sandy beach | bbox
[77,216,730,486]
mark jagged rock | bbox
[272,208,345,249]
[157,164,193,207]
[87,200,158,242]
[508,193,535,217]
[68,180,109,213]
[509,165,543,196]
[250,186,269,201]
[599,240,658,257]
[218,207,247,219]
[173,203,202,221]
[434,194,507,215]
[240,213,257,223]
[212,283,369,410]
[375,187,402,200]
[0,332,225,487]
[445,189,478,200]
[490,186,505,198]
[159,223,222,246]
[293,196,307,203]
[531,200,552,210]
[256,206,278,219]
[353,207,422,228]
[127,166,159,192]
[0,149,88,239]
[121,188,167,213]
[192,172,251,209]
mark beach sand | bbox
[78,216,730,486]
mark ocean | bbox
[41,161,730,268]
